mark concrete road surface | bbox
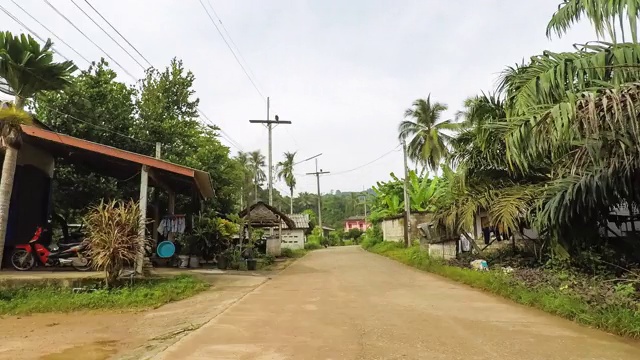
[156,246,640,360]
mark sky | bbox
[1,0,598,196]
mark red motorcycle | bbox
[10,227,92,271]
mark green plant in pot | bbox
[176,234,190,268]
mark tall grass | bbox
[366,242,640,338]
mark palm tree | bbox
[248,150,266,203]
[276,151,297,213]
[546,0,640,43]
[398,95,458,171]
[235,151,253,209]
[0,32,76,266]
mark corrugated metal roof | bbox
[284,213,310,229]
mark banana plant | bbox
[407,170,439,212]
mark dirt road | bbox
[157,246,640,360]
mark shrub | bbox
[84,200,145,287]
[281,248,294,258]
[305,242,322,250]
[360,226,383,249]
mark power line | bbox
[43,0,138,81]
[82,0,154,68]
[197,0,265,100]
[205,0,263,90]
[326,146,402,176]
[10,0,91,64]
[0,4,70,61]
[69,0,147,71]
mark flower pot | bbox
[246,259,257,271]
[189,255,200,268]
[216,256,228,270]
[178,255,189,268]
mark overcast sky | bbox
[2,0,598,195]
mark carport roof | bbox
[21,125,214,199]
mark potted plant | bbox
[176,234,190,268]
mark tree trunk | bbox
[0,146,19,268]
[254,181,258,204]
[14,95,25,110]
[290,188,293,214]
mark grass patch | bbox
[365,242,640,338]
[0,275,209,316]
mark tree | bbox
[398,95,458,171]
[248,150,266,203]
[277,151,297,213]
[546,0,640,43]
[0,32,75,266]
[35,59,137,219]
[235,151,253,209]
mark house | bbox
[2,124,214,268]
[344,216,370,232]
[280,213,311,250]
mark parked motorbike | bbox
[10,227,92,271]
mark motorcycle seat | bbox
[57,242,82,249]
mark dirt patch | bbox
[0,274,267,360]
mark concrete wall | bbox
[428,241,457,260]
[281,229,305,250]
[381,213,433,242]
[266,237,281,256]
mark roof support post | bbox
[136,165,149,275]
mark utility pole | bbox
[402,139,411,248]
[249,97,292,206]
[306,159,330,236]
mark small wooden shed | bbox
[238,202,295,256]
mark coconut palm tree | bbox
[0,32,76,266]
[248,150,266,203]
[276,151,297,214]
[235,151,253,209]
[398,95,458,171]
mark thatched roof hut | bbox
[239,201,296,229]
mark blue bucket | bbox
[156,241,176,258]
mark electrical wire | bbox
[69,0,148,71]
[325,145,402,176]
[82,0,154,68]
[10,0,91,64]
[0,4,70,61]
[204,0,263,91]
[43,0,138,81]
[197,0,265,101]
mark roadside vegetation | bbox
[363,239,640,338]
[0,275,208,316]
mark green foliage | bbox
[0,275,208,315]
[399,95,459,171]
[307,226,323,245]
[304,242,322,250]
[0,106,32,148]
[366,244,640,338]
[84,200,144,287]
[0,31,76,107]
[360,226,383,249]
[35,58,242,219]
[345,228,364,242]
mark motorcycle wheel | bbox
[72,257,93,271]
[10,249,35,271]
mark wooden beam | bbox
[136,165,149,275]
